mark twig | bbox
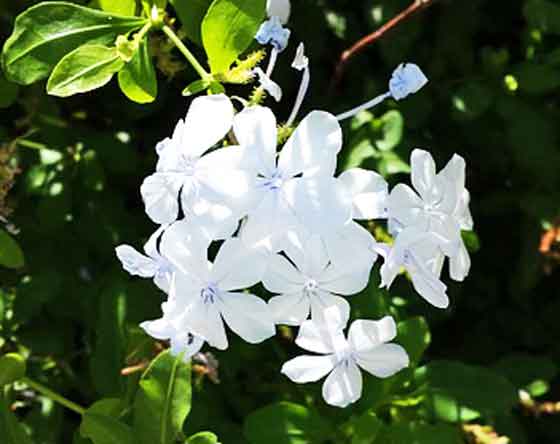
[331,0,436,91]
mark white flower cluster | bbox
[115,3,473,406]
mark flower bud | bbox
[389,63,428,100]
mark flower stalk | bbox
[22,377,86,416]
[162,25,211,81]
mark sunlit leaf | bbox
[118,39,158,104]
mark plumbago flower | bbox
[263,231,373,325]
[115,40,474,407]
[141,94,251,225]
[282,307,409,407]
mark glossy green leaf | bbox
[99,0,137,16]
[244,402,333,444]
[182,79,211,96]
[186,431,219,444]
[397,317,431,365]
[377,422,463,444]
[0,393,33,444]
[90,280,127,396]
[202,0,266,73]
[0,229,24,269]
[0,354,26,386]
[47,45,125,97]
[133,350,192,444]
[170,0,213,45]
[1,1,146,85]
[350,410,382,444]
[493,353,557,396]
[118,39,158,103]
[374,110,403,151]
[0,73,19,108]
[81,410,134,444]
[415,360,518,422]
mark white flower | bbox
[389,63,428,100]
[159,235,275,350]
[141,299,205,361]
[338,168,389,220]
[141,94,251,225]
[115,227,172,293]
[233,106,351,250]
[387,149,472,281]
[267,0,291,24]
[255,16,291,52]
[281,309,409,408]
[253,67,283,102]
[263,232,372,326]
[377,227,450,309]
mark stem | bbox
[22,377,86,415]
[331,0,436,91]
[16,139,48,151]
[336,91,391,121]
[266,47,279,77]
[287,67,310,126]
[162,25,210,80]
[136,22,152,42]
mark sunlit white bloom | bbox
[376,227,450,309]
[253,67,283,102]
[141,94,251,225]
[234,106,351,250]
[159,236,275,350]
[336,63,428,121]
[287,43,311,126]
[387,149,472,281]
[263,232,372,326]
[256,16,291,52]
[115,227,172,293]
[389,63,428,100]
[267,0,291,24]
[281,309,409,408]
[338,168,388,220]
[141,299,205,361]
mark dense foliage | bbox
[0,0,559,443]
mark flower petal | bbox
[338,168,388,219]
[296,313,348,354]
[284,177,352,236]
[322,360,363,408]
[262,254,305,294]
[218,292,276,344]
[348,317,397,353]
[355,343,409,378]
[278,111,342,178]
[387,183,427,230]
[211,238,267,291]
[309,291,351,326]
[140,173,183,225]
[268,292,310,325]
[183,298,229,350]
[182,94,234,158]
[281,355,336,383]
[323,222,377,272]
[115,245,157,278]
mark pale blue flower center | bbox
[178,155,198,176]
[201,283,220,304]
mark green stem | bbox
[22,377,86,416]
[162,25,210,80]
[16,139,48,151]
[136,22,153,42]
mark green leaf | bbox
[47,44,125,97]
[81,410,134,444]
[244,401,333,444]
[0,73,19,108]
[2,1,147,85]
[90,280,127,396]
[182,79,211,96]
[202,0,266,73]
[133,350,192,444]
[99,0,137,16]
[374,110,403,151]
[350,410,382,444]
[118,39,158,103]
[514,63,560,94]
[396,317,430,365]
[415,360,518,422]
[524,0,560,35]
[493,353,558,396]
[186,431,219,444]
[0,393,33,444]
[170,0,213,45]
[377,422,463,444]
[0,229,24,269]
[0,354,26,386]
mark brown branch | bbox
[331,0,436,92]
